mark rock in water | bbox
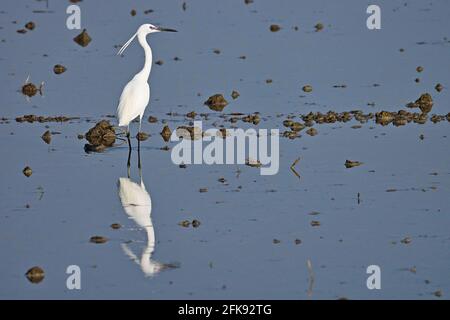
[74,29,92,47]
[84,120,115,152]
[25,266,45,283]
[204,94,228,111]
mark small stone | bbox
[25,266,44,284]
[178,220,190,228]
[266,79,273,84]
[186,111,197,118]
[434,290,443,298]
[53,64,66,74]
[90,236,108,244]
[148,116,158,123]
[155,60,164,65]
[73,29,92,47]
[416,66,424,73]
[192,219,201,228]
[314,23,324,32]
[25,21,35,30]
[270,24,281,32]
[41,130,52,144]
[345,160,363,168]
[130,9,137,16]
[199,188,208,193]
[306,128,317,136]
[294,239,302,245]
[435,83,443,92]
[231,90,240,99]
[23,166,32,177]
[311,221,321,227]
[160,125,172,142]
[400,237,412,244]
[302,85,313,93]
[204,94,228,112]
[273,238,281,244]
[110,223,121,230]
[213,48,221,54]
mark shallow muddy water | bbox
[0,0,449,299]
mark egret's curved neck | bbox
[137,33,152,81]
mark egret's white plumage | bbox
[116,24,176,139]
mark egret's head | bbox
[139,23,177,35]
[118,24,177,55]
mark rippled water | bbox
[0,0,449,299]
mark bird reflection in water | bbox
[118,142,178,276]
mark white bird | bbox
[116,23,177,147]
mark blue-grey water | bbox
[0,0,449,299]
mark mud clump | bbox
[310,221,321,227]
[90,236,108,244]
[314,23,324,32]
[23,166,33,177]
[53,64,67,75]
[407,93,433,113]
[178,219,201,228]
[41,130,52,144]
[84,120,116,152]
[435,83,443,93]
[176,126,202,140]
[148,116,158,123]
[302,85,313,93]
[204,94,228,112]
[110,223,121,230]
[270,24,281,32]
[16,115,76,123]
[160,125,172,142]
[22,80,43,98]
[306,128,317,136]
[25,21,35,30]
[73,29,92,47]
[245,158,262,168]
[136,132,149,141]
[25,266,44,284]
[345,160,363,168]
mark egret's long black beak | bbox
[158,27,177,32]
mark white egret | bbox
[116,24,177,147]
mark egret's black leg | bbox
[127,144,132,178]
[137,139,142,172]
[126,129,131,151]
